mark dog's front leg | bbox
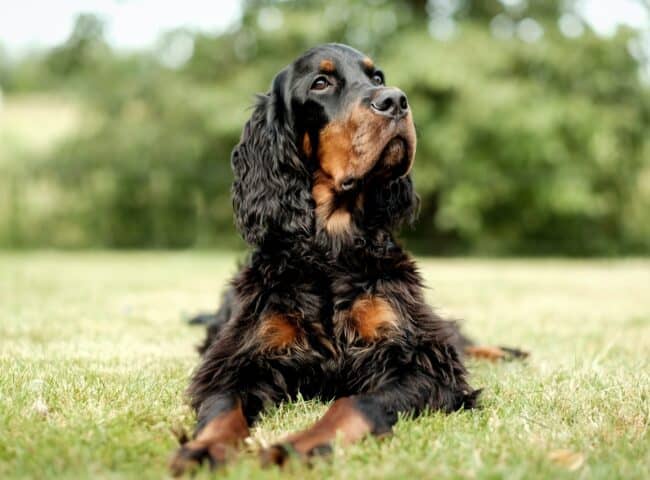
[260,361,479,467]
[169,393,249,476]
[260,395,390,466]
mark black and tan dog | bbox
[170,43,526,475]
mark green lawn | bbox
[1,252,649,479]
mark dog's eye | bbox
[311,76,330,91]
[371,73,384,86]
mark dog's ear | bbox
[365,174,420,232]
[231,69,313,246]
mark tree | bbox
[46,13,109,76]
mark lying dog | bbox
[171,43,526,475]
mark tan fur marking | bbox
[193,404,249,446]
[350,295,399,341]
[362,57,374,70]
[302,133,312,157]
[326,209,352,234]
[464,345,506,361]
[267,397,373,462]
[169,400,249,475]
[320,59,336,73]
[355,191,365,212]
[317,103,415,188]
[259,313,299,350]
[312,173,354,236]
[318,118,354,186]
[312,172,335,221]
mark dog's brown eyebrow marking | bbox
[362,57,374,70]
[319,59,336,73]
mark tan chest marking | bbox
[349,295,399,341]
[259,313,300,350]
[326,209,352,235]
[302,132,312,157]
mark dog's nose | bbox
[370,88,409,118]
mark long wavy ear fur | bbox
[231,70,313,246]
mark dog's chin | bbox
[373,136,413,179]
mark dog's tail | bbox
[445,319,529,362]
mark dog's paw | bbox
[260,443,293,468]
[465,345,530,362]
[169,442,228,477]
[498,345,529,361]
[260,442,333,468]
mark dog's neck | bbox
[312,171,359,236]
[311,170,397,258]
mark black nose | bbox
[370,88,409,118]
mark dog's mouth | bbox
[367,134,414,182]
[379,137,411,176]
[338,137,413,193]
[337,136,413,193]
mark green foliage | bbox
[45,14,110,77]
[1,0,649,253]
[37,73,240,248]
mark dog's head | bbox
[232,43,418,248]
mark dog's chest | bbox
[300,295,401,357]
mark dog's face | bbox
[231,43,418,247]
[287,44,417,192]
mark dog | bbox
[170,43,526,475]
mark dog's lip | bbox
[379,136,405,160]
[384,136,407,154]
[398,135,415,177]
[374,135,413,177]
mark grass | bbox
[1,252,649,479]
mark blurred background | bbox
[1,0,649,255]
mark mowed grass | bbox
[1,252,649,480]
